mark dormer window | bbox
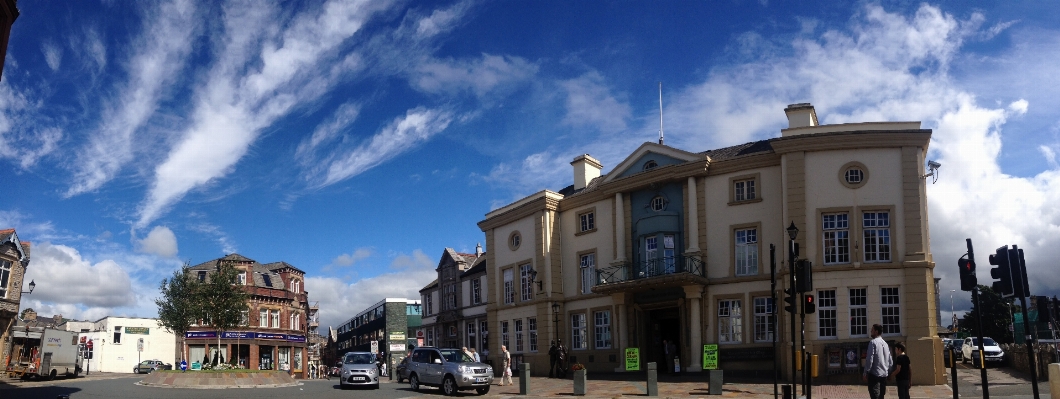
[237,271,247,285]
[643,160,658,171]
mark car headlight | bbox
[458,365,471,373]
[367,368,376,374]
[486,366,493,373]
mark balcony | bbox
[593,255,708,294]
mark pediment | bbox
[603,142,706,183]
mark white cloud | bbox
[560,72,631,133]
[187,221,237,255]
[411,53,538,98]
[307,249,435,330]
[137,225,178,258]
[311,107,453,188]
[22,242,136,309]
[42,42,62,71]
[331,248,374,268]
[0,85,64,169]
[296,101,362,164]
[414,0,473,39]
[66,0,197,197]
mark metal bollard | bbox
[646,362,658,396]
[708,369,723,395]
[519,363,530,395]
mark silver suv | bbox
[406,347,493,395]
[339,351,379,389]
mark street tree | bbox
[960,284,1016,343]
[19,307,34,319]
[155,264,200,361]
[197,260,250,365]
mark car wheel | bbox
[409,374,420,391]
[442,376,458,396]
[476,386,491,395]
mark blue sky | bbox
[4,0,1059,331]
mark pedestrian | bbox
[470,348,480,363]
[662,339,671,374]
[667,339,678,373]
[556,339,568,378]
[548,340,559,378]
[499,345,513,386]
[863,323,893,399]
[890,342,910,399]
[462,346,472,361]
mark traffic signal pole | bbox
[788,238,797,399]
[1011,246,1041,399]
[969,239,990,399]
[770,244,778,399]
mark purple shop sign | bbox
[222,331,255,339]
[257,333,287,340]
[185,331,217,339]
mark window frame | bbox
[817,289,838,339]
[113,326,123,344]
[821,211,851,265]
[881,286,901,335]
[508,231,522,251]
[471,278,482,305]
[593,310,612,349]
[849,288,868,337]
[862,210,892,263]
[501,321,510,350]
[466,322,477,350]
[528,318,538,352]
[260,309,268,328]
[0,259,11,299]
[728,173,763,205]
[718,298,743,344]
[577,207,597,235]
[570,313,587,350]
[519,264,533,301]
[752,296,774,343]
[503,268,515,304]
[579,251,596,295]
[730,222,761,277]
[838,161,870,189]
[271,310,281,329]
[514,319,524,352]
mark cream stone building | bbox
[477,103,943,385]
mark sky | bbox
[3,0,1060,333]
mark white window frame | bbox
[594,310,612,349]
[822,213,850,264]
[579,211,595,232]
[0,260,11,299]
[426,328,435,347]
[425,294,434,314]
[571,313,587,350]
[113,326,123,344]
[817,289,837,338]
[863,211,891,262]
[471,278,482,305]
[503,269,515,304]
[237,271,247,285]
[271,310,280,328]
[718,299,742,344]
[881,287,901,335]
[734,179,756,201]
[753,297,774,343]
[480,320,488,350]
[520,264,533,301]
[849,288,868,337]
[580,253,595,294]
[240,310,249,326]
[528,318,538,352]
[501,321,510,350]
[735,228,758,276]
[514,319,524,352]
[466,322,477,350]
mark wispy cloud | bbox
[66,0,197,197]
[560,71,631,133]
[42,42,62,71]
[295,101,362,164]
[330,247,374,268]
[411,54,538,98]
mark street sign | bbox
[702,344,719,370]
[137,338,144,352]
[624,348,640,371]
[371,340,379,354]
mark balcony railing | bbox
[596,255,705,286]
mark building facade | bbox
[78,316,176,374]
[419,247,490,361]
[478,104,943,385]
[0,228,30,369]
[334,298,421,372]
[185,254,311,378]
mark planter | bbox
[572,369,587,395]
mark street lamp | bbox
[785,221,799,397]
[551,302,560,344]
[21,279,35,294]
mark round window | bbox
[839,162,869,189]
[650,196,666,211]
[643,160,658,171]
[508,231,522,251]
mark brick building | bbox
[0,228,31,369]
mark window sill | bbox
[727,198,763,206]
[575,228,597,237]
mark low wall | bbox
[139,370,299,388]
[999,343,1058,381]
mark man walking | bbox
[556,339,568,378]
[548,341,559,378]
[863,324,893,399]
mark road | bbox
[948,362,1053,398]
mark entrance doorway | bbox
[260,345,275,370]
[648,307,681,373]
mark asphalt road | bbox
[948,362,1053,398]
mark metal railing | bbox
[596,255,705,285]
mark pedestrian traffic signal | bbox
[958,256,976,291]
[989,245,1013,297]
[795,259,813,293]
[803,294,816,314]
[784,288,797,313]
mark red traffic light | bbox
[87,339,93,349]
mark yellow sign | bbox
[625,348,640,371]
[389,332,406,341]
[702,344,719,370]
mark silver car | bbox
[339,352,379,389]
[406,347,493,395]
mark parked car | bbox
[133,359,172,374]
[962,337,1004,367]
[943,338,962,361]
[406,347,493,395]
[395,356,410,383]
[338,352,379,389]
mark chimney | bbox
[571,154,603,191]
[784,103,818,129]
[53,314,63,325]
[475,243,483,257]
[24,309,37,320]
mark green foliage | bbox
[197,260,250,337]
[19,308,34,319]
[960,285,1017,343]
[155,265,199,337]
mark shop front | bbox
[185,331,308,378]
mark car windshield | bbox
[970,338,998,346]
[439,349,474,363]
[344,354,375,365]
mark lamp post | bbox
[551,302,560,344]
[786,222,799,399]
[22,279,35,294]
[950,290,955,331]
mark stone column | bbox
[614,192,626,262]
[683,285,703,372]
[686,177,700,253]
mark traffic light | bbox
[803,294,816,314]
[958,256,976,291]
[1012,247,1029,298]
[1037,296,1051,323]
[796,260,813,293]
[784,288,797,313]
[989,245,1013,297]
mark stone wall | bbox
[999,343,1058,380]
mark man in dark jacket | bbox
[548,341,559,378]
[556,339,568,378]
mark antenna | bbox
[658,82,664,145]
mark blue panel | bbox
[616,152,687,179]
[629,182,684,266]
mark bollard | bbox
[708,369,723,395]
[1049,363,1060,399]
[519,363,530,395]
[646,362,658,396]
[782,384,792,399]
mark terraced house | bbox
[478,103,944,385]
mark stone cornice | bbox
[478,195,559,231]
[770,130,931,154]
[706,153,782,176]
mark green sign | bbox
[625,348,640,371]
[703,344,719,370]
[125,327,150,335]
